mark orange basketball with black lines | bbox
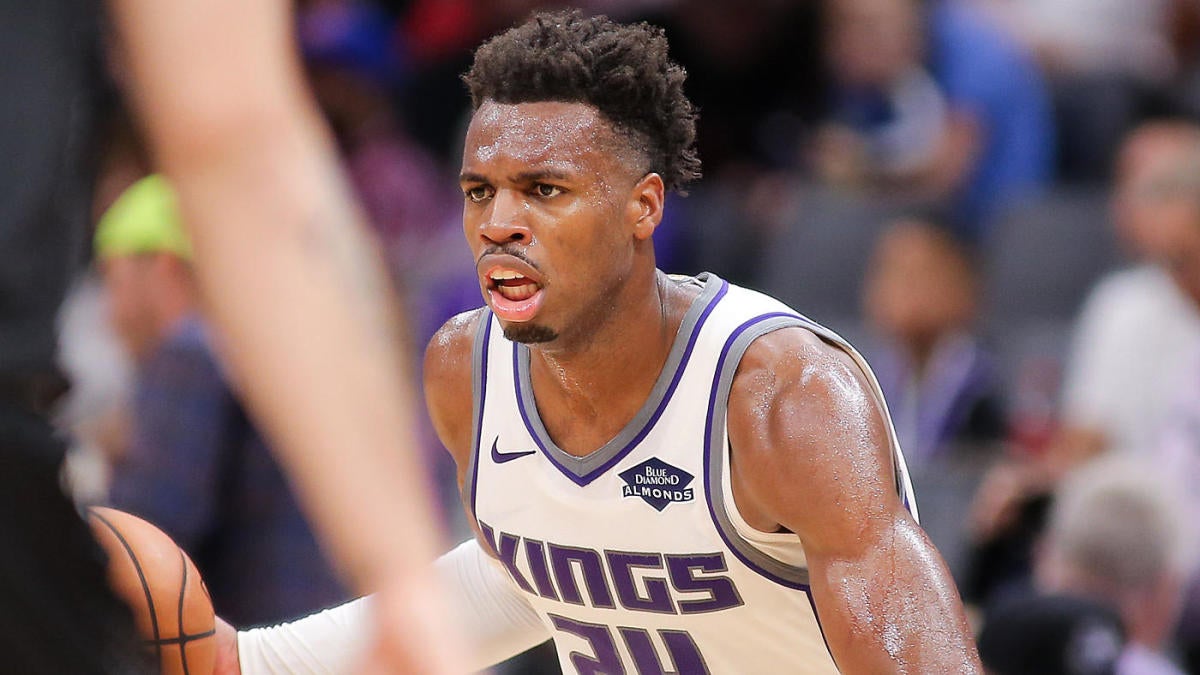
[87,507,216,675]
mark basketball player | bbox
[231,11,982,674]
[1,0,455,672]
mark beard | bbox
[501,322,559,344]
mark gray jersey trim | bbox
[705,310,915,589]
[705,314,814,589]
[465,311,493,525]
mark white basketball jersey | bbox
[465,273,917,674]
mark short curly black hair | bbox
[463,10,702,193]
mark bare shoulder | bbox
[729,325,880,435]
[423,308,488,467]
[726,325,898,549]
[424,308,486,378]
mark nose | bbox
[478,189,531,245]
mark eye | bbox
[465,185,494,203]
[534,184,564,198]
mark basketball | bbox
[87,507,217,675]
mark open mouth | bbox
[488,269,541,302]
[483,265,546,322]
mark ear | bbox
[628,173,665,241]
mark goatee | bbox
[502,323,558,344]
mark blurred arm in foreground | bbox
[106,0,459,671]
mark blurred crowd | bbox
[54,0,1200,673]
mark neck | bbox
[902,334,937,374]
[533,265,674,383]
[153,285,198,346]
[526,266,690,454]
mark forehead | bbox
[461,100,624,176]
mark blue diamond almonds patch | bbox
[619,457,695,511]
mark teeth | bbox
[496,283,539,301]
[490,269,524,281]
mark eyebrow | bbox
[513,169,573,183]
[458,168,575,184]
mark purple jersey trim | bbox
[514,279,729,487]
[702,312,811,592]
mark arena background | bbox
[56,0,1200,672]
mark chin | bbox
[501,322,559,344]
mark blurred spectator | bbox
[1155,345,1200,673]
[56,110,150,502]
[966,121,1200,608]
[817,0,1054,240]
[1036,457,1193,675]
[983,0,1195,181]
[863,215,1006,468]
[1001,0,1179,84]
[818,0,958,202]
[299,0,460,273]
[96,176,349,627]
[1059,122,1200,461]
[924,0,1055,236]
[56,273,132,504]
[979,593,1127,675]
[861,215,1008,588]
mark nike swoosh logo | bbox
[490,436,537,464]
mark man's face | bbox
[826,0,920,87]
[100,254,159,362]
[1111,125,1200,260]
[863,221,976,347]
[1156,196,1200,306]
[460,100,645,345]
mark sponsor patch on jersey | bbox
[619,457,695,511]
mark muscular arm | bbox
[106,1,456,671]
[727,328,981,673]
